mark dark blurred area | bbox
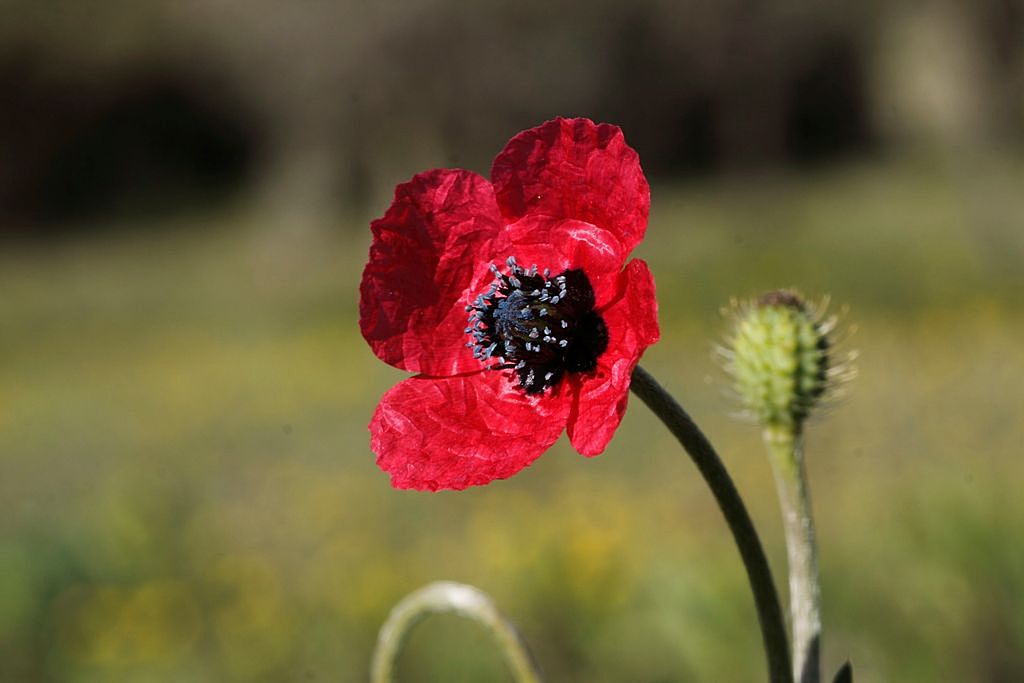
[2,0,1021,234]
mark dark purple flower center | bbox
[466,257,608,394]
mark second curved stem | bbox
[630,365,793,683]
[371,581,542,683]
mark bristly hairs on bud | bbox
[717,289,857,432]
[718,288,858,683]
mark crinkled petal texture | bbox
[567,259,659,456]
[492,117,649,254]
[371,370,572,491]
[360,169,508,375]
[363,118,659,490]
[504,215,625,307]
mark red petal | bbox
[566,259,659,456]
[370,371,572,491]
[359,169,509,375]
[491,117,649,254]
[505,216,626,308]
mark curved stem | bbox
[630,365,793,683]
[370,581,543,683]
[764,427,821,683]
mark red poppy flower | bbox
[360,117,659,491]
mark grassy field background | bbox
[3,156,1023,682]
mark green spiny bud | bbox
[723,290,834,431]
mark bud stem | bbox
[764,426,822,683]
[630,365,793,683]
[371,581,543,683]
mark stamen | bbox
[465,261,608,394]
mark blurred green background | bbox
[2,1,1023,681]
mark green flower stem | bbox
[764,426,821,683]
[630,365,793,683]
[370,581,543,683]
